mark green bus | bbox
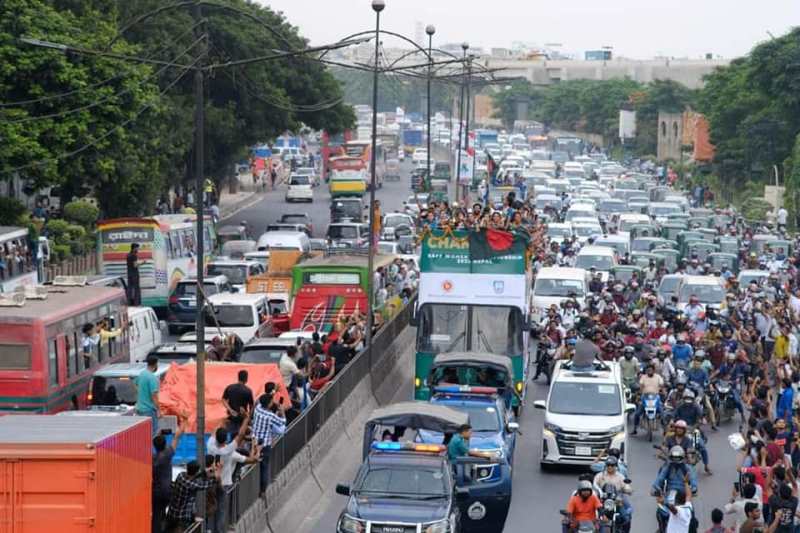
[413,229,531,410]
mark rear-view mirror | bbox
[335,483,351,496]
[533,400,546,410]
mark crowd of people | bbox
[0,236,34,281]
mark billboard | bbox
[619,110,636,139]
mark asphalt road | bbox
[223,159,425,238]
[302,348,742,533]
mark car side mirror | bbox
[625,403,636,413]
[335,483,351,496]
[533,400,546,410]
[507,422,520,433]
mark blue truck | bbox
[402,129,424,154]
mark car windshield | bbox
[358,466,447,497]
[573,226,600,238]
[328,226,358,239]
[281,215,308,224]
[417,304,524,355]
[534,278,585,297]
[549,382,621,416]
[739,273,766,286]
[90,376,139,405]
[378,243,396,254]
[631,240,656,252]
[547,227,572,238]
[291,176,310,185]
[207,265,247,285]
[462,405,501,432]
[175,283,222,297]
[679,283,725,304]
[651,205,680,215]
[332,202,361,219]
[575,254,614,271]
[595,241,627,256]
[384,215,410,227]
[659,277,681,296]
[240,347,286,364]
[206,305,254,327]
[599,201,626,213]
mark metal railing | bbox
[268,295,416,481]
[226,463,261,526]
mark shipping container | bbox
[0,416,151,533]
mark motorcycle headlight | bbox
[604,499,616,512]
[424,519,450,533]
[338,515,365,533]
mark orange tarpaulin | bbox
[692,115,715,162]
[160,362,290,433]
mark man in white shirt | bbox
[777,206,788,230]
[206,409,260,531]
[659,480,693,533]
[723,483,761,531]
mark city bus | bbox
[321,129,353,180]
[413,229,531,410]
[289,253,396,333]
[0,226,43,293]
[96,214,217,312]
[0,282,129,412]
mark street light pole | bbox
[425,25,435,186]
[192,0,208,525]
[463,54,472,205]
[365,0,385,351]
[455,42,468,206]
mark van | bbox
[128,306,165,363]
[575,246,618,282]
[256,230,311,254]
[531,267,588,323]
[205,293,271,343]
[166,275,235,334]
[676,275,726,312]
[205,259,265,292]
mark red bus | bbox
[321,130,353,180]
[0,283,129,412]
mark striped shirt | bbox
[252,402,286,446]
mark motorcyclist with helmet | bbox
[592,456,630,494]
[562,480,602,533]
[598,482,633,533]
[620,346,640,392]
[673,394,712,474]
[686,351,717,430]
[671,336,694,369]
[653,348,676,386]
[631,363,665,436]
[709,352,746,422]
[590,447,629,477]
[652,445,698,495]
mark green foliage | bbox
[51,243,72,262]
[63,200,99,227]
[697,28,800,186]
[0,197,26,226]
[44,219,71,240]
[741,197,773,221]
[489,78,694,155]
[1,0,355,217]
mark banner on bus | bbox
[419,272,526,307]
[420,229,527,275]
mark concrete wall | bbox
[258,326,415,533]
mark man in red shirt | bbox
[563,480,601,532]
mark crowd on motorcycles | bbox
[543,209,800,533]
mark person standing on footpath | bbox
[152,416,185,533]
[135,354,161,436]
[126,243,142,306]
[221,370,254,438]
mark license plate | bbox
[181,298,196,307]
[575,446,592,456]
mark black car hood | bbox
[347,495,448,524]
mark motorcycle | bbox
[598,486,631,533]
[642,393,661,442]
[713,380,737,424]
[560,510,597,532]
[534,338,556,384]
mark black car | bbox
[331,198,364,224]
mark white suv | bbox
[534,359,632,468]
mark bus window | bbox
[165,235,173,259]
[49,339,58,387]
[0,343,32,370]
[69,332,79,377]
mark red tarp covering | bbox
[692,115,715,162]
[160,362,290,433]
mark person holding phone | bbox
[252,383,287,496]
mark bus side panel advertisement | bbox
[419,273,526,308]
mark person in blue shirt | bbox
[710,353,746,422]
[686,354,710,390]
[776,378,794,422]
[135,354,161,436]
[671,337,693,369]
[651,445,698,496]
[447,424,494,462]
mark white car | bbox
[286,174,313,202]
[574,245,617,282]
[531,267,587,323]
[412,148,428,165]
[535,359,631,468]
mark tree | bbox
[632,80,696,156]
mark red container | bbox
[0,416,151,533]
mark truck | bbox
[402,129,424,154]
[246,249,305,334]
[0,416,151,532]
[475,129,499,150]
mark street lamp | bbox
[455,42,468,205]
[425,24,435,185]
[365,0,384,351]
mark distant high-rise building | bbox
[414,21,423,48]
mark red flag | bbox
[486,228,513,252]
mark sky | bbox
[257,0,800,59]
